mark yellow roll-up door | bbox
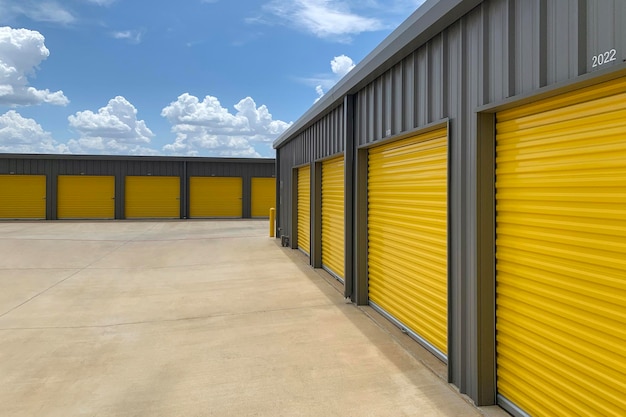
[189,177,242,218]
[0,175,46,219]
[57,176,115,219]
[251,177,276,218]
[125,176,180,218]
[495,77,626,417]
[321,155,344,280]
[368,128,448,357]
[297,165,311,255]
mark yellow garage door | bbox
[57,176,115,219]
[189,177,242,218]
[251,177,276,218]
[495,77,626,417]
[368,128,448,357]
[0,175,46,219]
[321,155,344,280]
[125,176,180,218]
[297,165,310,255]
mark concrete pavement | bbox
[0,220,508,417]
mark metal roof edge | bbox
[0,153,275,163]
[273,0,481,149]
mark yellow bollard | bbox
[269,208,275,237]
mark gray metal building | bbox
[0,154,275,220]
[273,0,626,415]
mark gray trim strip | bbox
[497,395,531,417]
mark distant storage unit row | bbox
[273,1,626,416]
[0,155,275,220]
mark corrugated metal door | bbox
[321,155,344,280]
[368,128,448,357]
[189,177,242,218]
[0,175,46,219]
[251,177,276,218]
[57,175,115,219]
[495,77,626,417]
[125,176,180,218]
[297,165,310,255]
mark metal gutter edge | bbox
[273,0,482,149]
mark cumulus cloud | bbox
[313,54,355,101]
[66,96,157,155]
[0,27,69,107]
[161,93,291,157]
[0,110,68,153]
[262,0,385,41]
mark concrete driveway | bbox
[0,220,505,417]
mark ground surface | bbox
[0,220,507,417]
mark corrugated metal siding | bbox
[57,176,115,219]
[368,128,448,356]
[314,105,345,160]
[495,77,626,417]
[321,155,345,279]
[297,165,311,255]
[276,106,345,241]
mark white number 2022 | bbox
[592,49,617,67]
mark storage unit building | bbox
[0,155,275,220]
[273,0,626,415]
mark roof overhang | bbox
[273,0,481,149]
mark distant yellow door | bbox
[0,175,46,219]
[251,177,276,218]
[321,156,344,280]
[57,176,115,219]
[125,176,180,218]
[297,166,310,255]
[189,177,242,218]
[495,77,626,417]
[368,128,448,357]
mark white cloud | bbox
[311,54,355,101]
[161,93,291,157]
[0,110,68,153]
[330,54,355,77]
[112,30,144,44]
[0,27,70,107]
[66,96,157,155]
[262,0,386,41]
[0,1,76,25]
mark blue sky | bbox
[0,0,424,157]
